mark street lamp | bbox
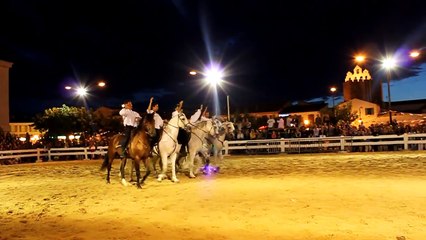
[205,66,224,117]
[330,86,337,108]
[355,55,366,63]
[381,56,396,125]
[409,50,420,58]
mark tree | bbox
[32,105,93,138]
[334,102,357,123]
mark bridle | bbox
[189,120,215,144]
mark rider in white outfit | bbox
[147,97,163,147]
[119,100,141,157]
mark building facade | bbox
[343,65,382,105]
[0,60,13,132]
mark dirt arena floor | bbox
[1,151,426,240]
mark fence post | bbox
[403,133,408,150]
[48,149,52,161]
[224,141,229,156]
[280,139,286,153]
[36,148,42,163]
[340,136,345,151]
[84,148,88,160]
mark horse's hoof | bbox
[189,173,196,178]
[157,174,165,182]
[121,179,129,186]
[172,178,179,183]
[136,184,142,189]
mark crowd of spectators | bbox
[0,129,30,151]
[228,116,426,140]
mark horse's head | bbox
[195,119,216,136]
[206,120,217,136]
[142,113,156,138]
[177,112,189,129]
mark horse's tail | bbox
[100,153,109,171]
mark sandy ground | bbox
[1,152,426,240]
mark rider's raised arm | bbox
[147,97,154,113]
[176,100,183,112]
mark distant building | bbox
[337,98,380,126]
[279,101,328,126]
[9,122,42,138]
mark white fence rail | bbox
[223,133,426,155]
[0,146,108,163]
[1,133,426,163]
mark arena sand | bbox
[1,151,426,240]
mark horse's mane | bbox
[135,112,154,132]
[194,120,209,129]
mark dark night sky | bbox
[1,0,426,120]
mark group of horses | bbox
[100,112,235,189]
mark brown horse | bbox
[100,113,156,189]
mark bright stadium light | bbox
[382,57,396,70]
[205,67,223,86]
[76,86,88,97]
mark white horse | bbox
[185,119,217,178]
[206,121,235,160]
[152,112,189,182]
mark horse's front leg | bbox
[120,158,130,186]
[105,154,112,184]
[188,150,197,178]
[134,158,142,189]
[170,152,179,183]
[141,157,151,185]
[157,153,168,182]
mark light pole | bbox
[382,57,396,125]
[358,106,363,125]
[330,86,337,116]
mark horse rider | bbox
[147,97,164,148]
[119,100,141,158]
[172,100,191,157]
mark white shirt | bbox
[172,110,180,118]
[147,110,163,129]
[267,118,276,128]
[190,109,202,124]
[119,108,141,127]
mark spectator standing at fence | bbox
[267,116,276,129]
[236,129,245,140]
[286,116,293,127]
[249,129,257,140]
[278,117,285,129]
